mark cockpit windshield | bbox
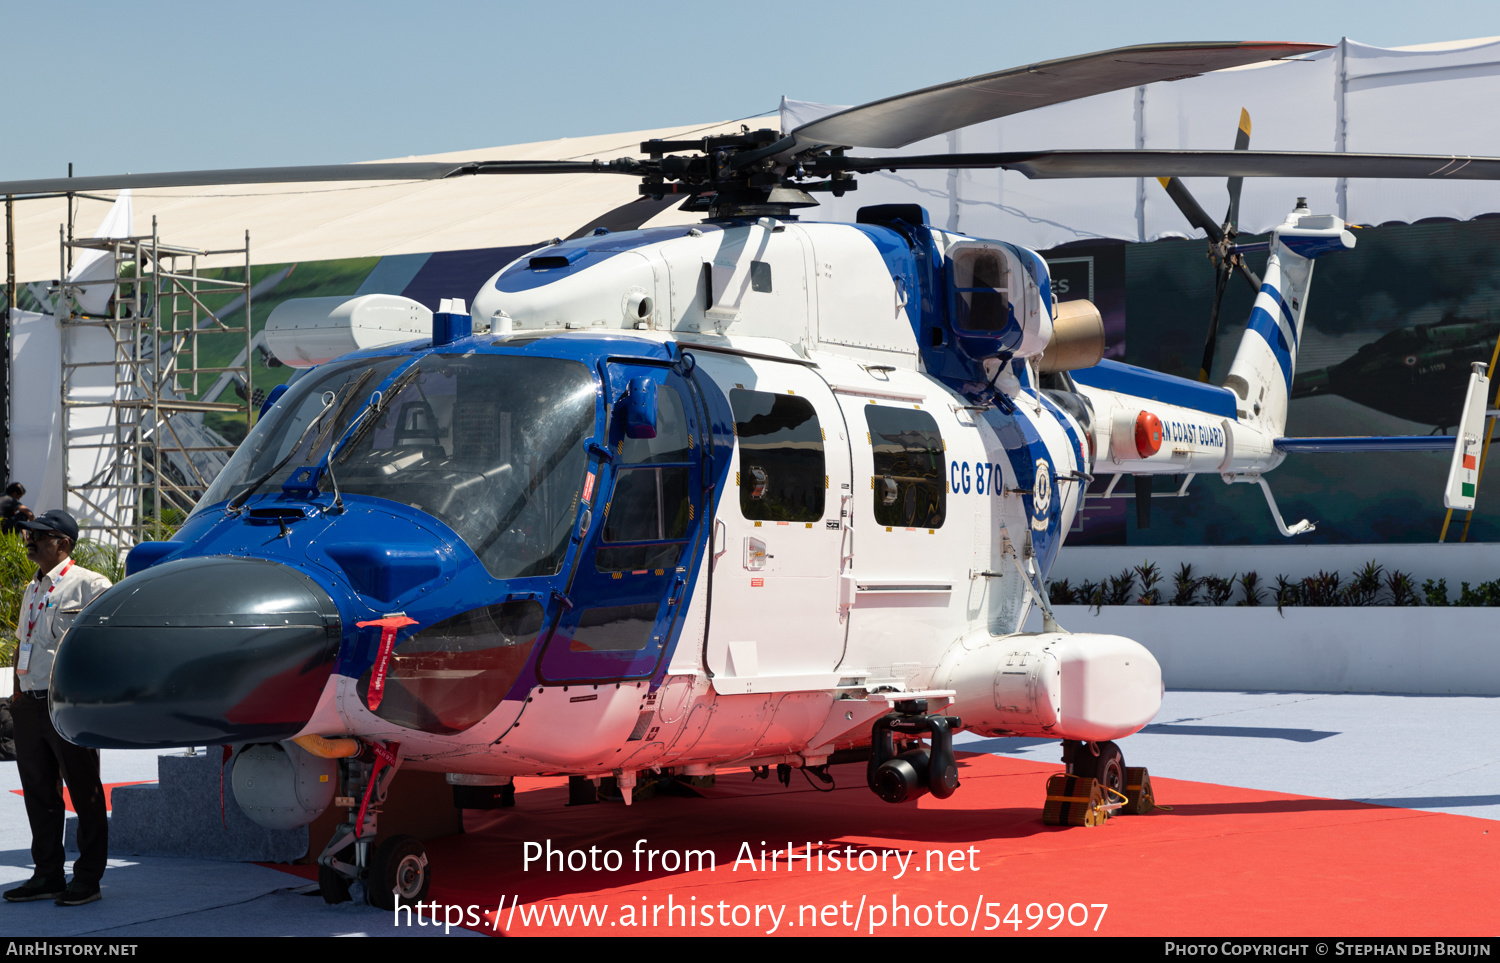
[199,357,406,511]
[200,353,598,580]
[331,354,596,579]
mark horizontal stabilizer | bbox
[1444,364,1490,511]
[1275,436,1456,453]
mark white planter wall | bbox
[1050,544,1500,594]
[1028,605,1500,695]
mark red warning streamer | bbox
[355,740,401,839]
[356,615,418,711]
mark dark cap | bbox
[18,509,80,543]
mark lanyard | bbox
[24,560,73,642]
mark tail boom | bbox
[1223,207,1355,437]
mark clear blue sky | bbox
[7,0,1499,181]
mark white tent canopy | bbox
[783,36,1500,249]
[5,119,758,284]
[11,38,1500,282]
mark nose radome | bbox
[50,556,343,749]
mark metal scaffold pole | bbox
[57,219,252,546]
[3,194,13,486]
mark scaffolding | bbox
[58,219,252,545]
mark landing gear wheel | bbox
[318,863,352,904]
[365,835,431,910]
[1073,741,1125,798]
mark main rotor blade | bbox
[822,149,1500,180]
[786,42,1327,152]
[565,195,684,240]
[0,159,637,197]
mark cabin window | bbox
[597,385,692,573]
[951,246,1011,332]
[865,406,946,528]
[730,389,825,522]
[357,599,544,735]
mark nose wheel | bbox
[367,835,431,910]
[1069,739,1125,796]
[316,740,431,908]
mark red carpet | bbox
[277,754,1495,936]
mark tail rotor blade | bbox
[1200,261,1233,382]
[1225,108,1252,230]
[1195,108,1256,383]
[1157,176,1223,242]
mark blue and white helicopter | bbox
[11,41,1496,908]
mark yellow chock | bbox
[1042,773,1109,827]
[1122,766,1156,814]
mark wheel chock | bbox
[1110,765,1152,810]
[1042,773,1109,826]
[1122,766,1156,814]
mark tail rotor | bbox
[1157,108,1263,383]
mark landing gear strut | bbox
[316,740,430,909]
[1046,739,1154,825]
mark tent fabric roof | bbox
[14,35,1500,280]
[786,37,1500,250]
[8,118,765,284]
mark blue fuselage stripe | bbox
[1245,303,1295,392]
[1070,359,1239,419]
[1263,281,1298,348]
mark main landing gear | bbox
[1044,740,1155,826]
[1066,739,1125,795]
[316,740,432,909]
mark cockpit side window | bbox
[597,384,692,573]
[618,387,691,464]
[951,246,1011,333]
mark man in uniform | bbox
[5,510,112,906]
[0,482,32,535]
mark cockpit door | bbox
[535,361,707,683]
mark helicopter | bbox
[10,40,1500,910]
[1293,316,1500,431]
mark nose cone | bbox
[51,557,343,749]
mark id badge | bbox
[17,642,31,674]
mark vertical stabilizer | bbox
[1223,202,1355,437]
